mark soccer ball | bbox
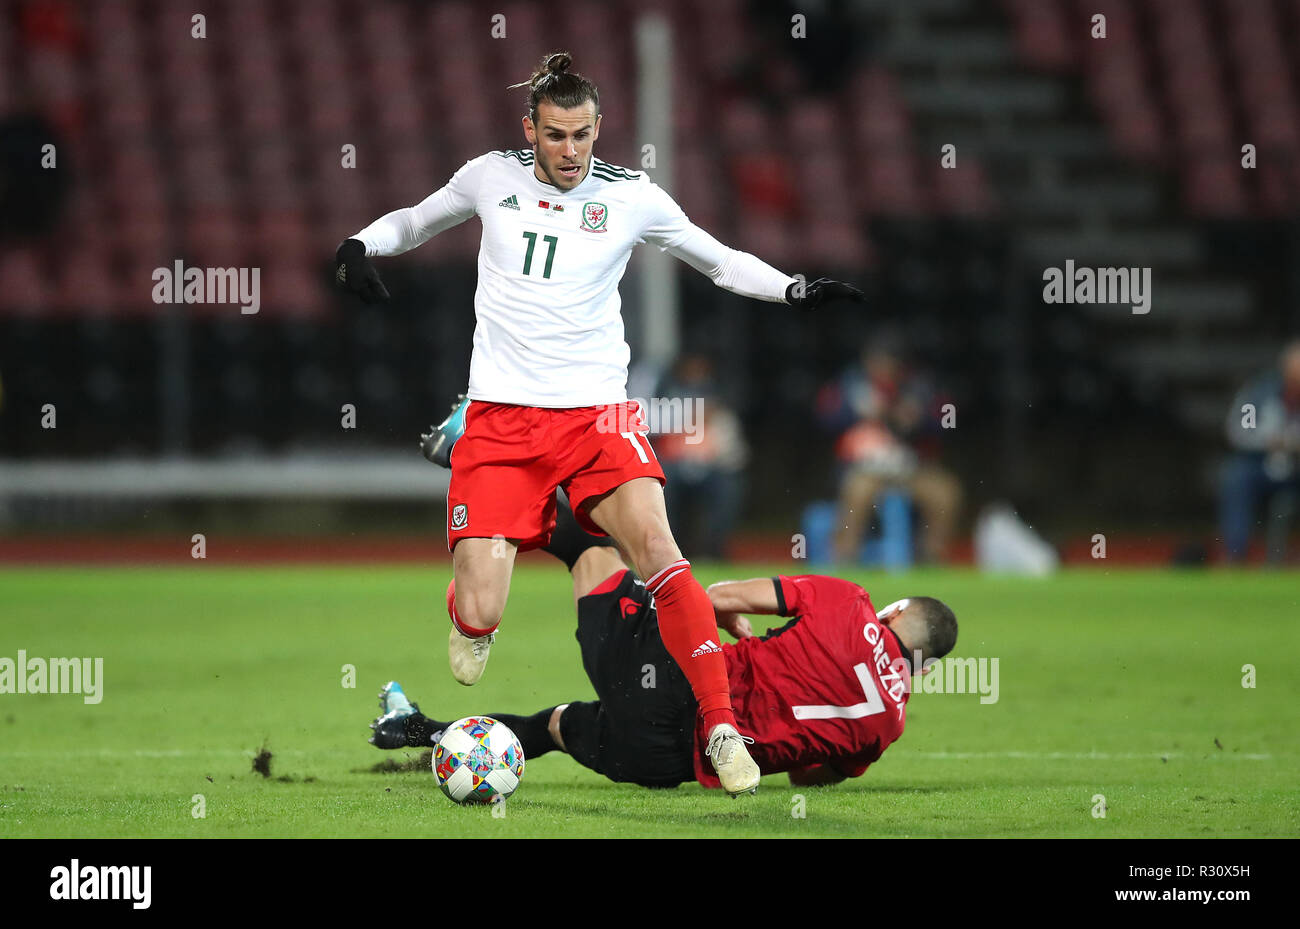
[432,716,525,804]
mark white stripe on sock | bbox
[646,559,690,591]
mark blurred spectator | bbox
[0,108,70,241]
[1219,340,1300,563]
[16,0,87,138]
[817,335,962,563]
[652,354,749,560]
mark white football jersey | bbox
[352,150,795,408]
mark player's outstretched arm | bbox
[706,578,781,615]
[641,183,865,307]
[334,156,486,301]
[707,579,776,640]
[670,231,864,309]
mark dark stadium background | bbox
[0,0,1297,560]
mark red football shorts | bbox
[445,400,666,552]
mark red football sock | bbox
[645,559,736,732]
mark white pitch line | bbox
[0,749,320,759]
[910,751,1274,760]
[0,749,1280,762]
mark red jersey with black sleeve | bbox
[693,575,912,788]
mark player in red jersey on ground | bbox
[369,503,957,789]
[334,52,865,795]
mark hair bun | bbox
[544,52,572,78]
[509,51,597,116]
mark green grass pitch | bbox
[1,564,1297,838]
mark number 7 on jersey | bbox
[791,663,886,720]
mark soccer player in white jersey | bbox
[334,52,864,796]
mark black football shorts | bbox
[559,570,698,788]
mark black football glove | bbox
[785,277,865,310]
[334,238,391,303]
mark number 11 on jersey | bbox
[521,231,557,278]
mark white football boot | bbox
[448,626,494,686]
[706,723,760,797]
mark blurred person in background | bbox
[652,354,748,561]
[0,107,69,241]
[1,0,81,241]
[1219,339,1300,564]
[817,334,962,564]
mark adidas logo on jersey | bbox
[691,639,723,657]
[498,194,519,210]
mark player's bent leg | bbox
[835,468,881,564]
[559,698,694,788]
[538,497,627,601]
[419,394,470,468]
[909,465,962,562]
[547,704,569,752]
[447,537,518,685]
[369,680,443,750]
[451,537,517,632]
[370,704,562,760]
[477,708,562,759]
[571,546,630,602]
[585,478,759,796]
[584,477,682,573]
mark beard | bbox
[537,148,586,188]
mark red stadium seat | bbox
[566,1,622,50]
[1005,0,1073,71]
[720,102,770,153]
[1252,101,1300,153]
[1175,108,1232,153]
[374,90,426,135]
[168,87,221,136]
[786,102,839,148]
[674,144,725,229]
[382,145,440,205]
[1257,162,1299,217]
[796,151,854,222]
[932,160,995,216]
[0,249,50,315]
[183,212,244,268]
[1102,100,1165,163]
[729,151,799,220]
[55,250,120,315]
[175,146,235,212]
[106,146,168,216]
[734,215,797,268]
[100,86,152,133]
[1184,157,1249,217]
[847,66,913,152]
[861,152,926,216]
[251,210,313,267]
[803,219,874,270]
[261,266,324,318]
[116,219,172,265]
[425,0,477,41]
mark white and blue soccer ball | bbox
[432,716,525,804]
